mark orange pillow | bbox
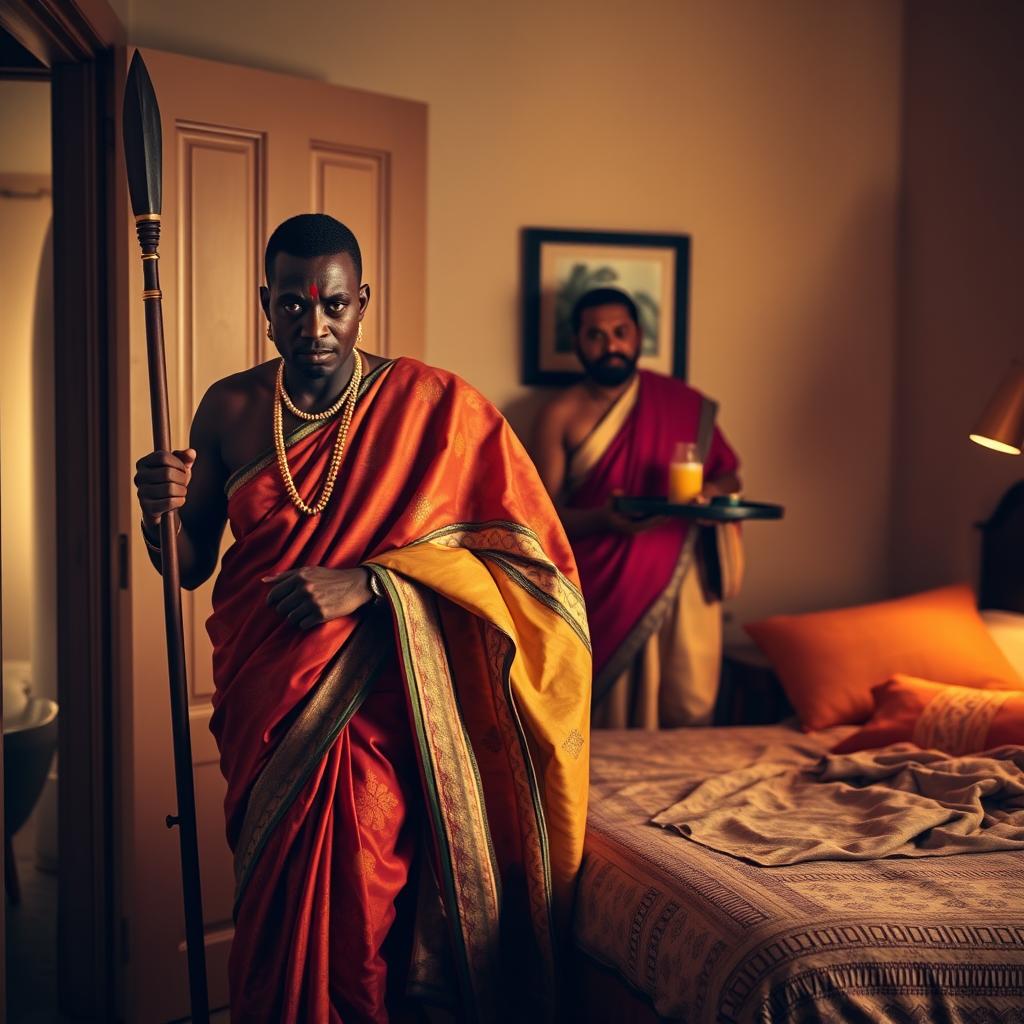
[832,674,1024,754]
[744,584,1022,731]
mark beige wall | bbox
[0,81,52,176]
[892,0,1024,595]
[110,0,905,626]
[0,80,55,694]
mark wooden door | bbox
[124,47,426,1022]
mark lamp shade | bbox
[970,362,1024,455]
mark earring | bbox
[357,322,364,346]
[266,322,274,341]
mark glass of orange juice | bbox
[668,442,703,503]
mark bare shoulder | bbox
[193,361,276,435]
[361,350,390,373]
[201,360,274,408]
[536,382,588,429]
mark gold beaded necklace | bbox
[274,351,363,516]
[278,353,360,421]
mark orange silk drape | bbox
[207,358,591,1022]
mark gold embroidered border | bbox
[375,568,503,1022]
[487,554,591,651]
[413,519,572,582]
[481,621,558,1011]
[232,610,391,913]
[410,520,589,645]
[224,358,394,500]
[593,530,697,706]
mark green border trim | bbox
[370,566,481,1022]
[489,555,591,652]
[225,419,323,500]
[407,518,588,629]
[367,561,563,1013]
[435,615,503,898]
[495,631,558,988]
[412,520,583,592]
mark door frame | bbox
[0,1,125,1018]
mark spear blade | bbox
[121,48,209,1022]
[123,50,163,218]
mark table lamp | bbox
[970,362,1024,455]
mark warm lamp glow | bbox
[970,362,1024,456]
[969,434,1021,455]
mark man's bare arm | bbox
[530,399,660,540]
[529,399,569,503]
[135,383,229,590]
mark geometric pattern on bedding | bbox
[579,725,1024,1023]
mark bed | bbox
[572,483,1024,1022]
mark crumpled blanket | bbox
[650,743,1024,865]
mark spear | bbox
[122,49,210,1023]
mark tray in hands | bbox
[613,495,784,522]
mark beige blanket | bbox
[651,743,1024,865]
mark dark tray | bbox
[613,496,785,522]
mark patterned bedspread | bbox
[577,724,1024,1023]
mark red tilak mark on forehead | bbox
[309,283,319,301]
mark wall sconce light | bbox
[970,362,1024,455]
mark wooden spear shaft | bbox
[123,50,210,1023]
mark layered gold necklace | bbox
[273,350,363,516]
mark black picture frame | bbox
[521,227,690,386]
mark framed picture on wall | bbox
[521,227,690,385]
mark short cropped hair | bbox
[570,287,640,334]
[264,213,362,285]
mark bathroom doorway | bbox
[0,0,123,1018]
[0,32,62,1024]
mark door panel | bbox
[125,47,426,1022]
[312,144,389,350]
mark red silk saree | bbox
[207,357,591,1022]
[566,371,739,707]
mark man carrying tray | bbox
[531,287,742,728]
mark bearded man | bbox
[134,213,591,1022]
[531,287,741,729]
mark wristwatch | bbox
[366,569,385,602]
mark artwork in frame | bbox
[521,227,690,386]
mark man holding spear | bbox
[134,212,591,1023]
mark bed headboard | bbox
[979,479,1024,613]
